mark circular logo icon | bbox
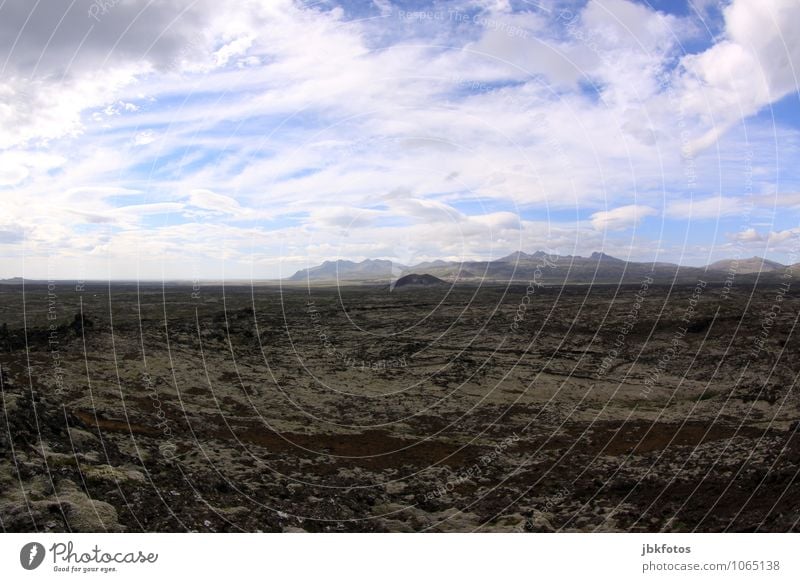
[20,542,45,570]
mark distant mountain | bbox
[590,251,625,263]
[413,251,683,283]
[392,273,447,288]
[495,250,560,263]
[287,259,400,282]
[287,251,793,285]
[705,257,786,274]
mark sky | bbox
[0,0,798,280]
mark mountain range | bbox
[286,252,800,284]
[2,254,795,285]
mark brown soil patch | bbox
[72,408,475,470]
[73,410,162,437]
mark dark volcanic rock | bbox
[3,280,800,533]
[392,273,447,288]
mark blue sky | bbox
[0,0,798,279]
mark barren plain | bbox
[1,277,799,532]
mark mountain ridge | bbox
[286,253,789,284]
[705,256,787,274]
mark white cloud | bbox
[0,150,65,186]
[767,228,800,245]
[0,0,798,277]
[729,227,800,254]
[0,161,28,186]
[309,206,382,229]
[591,204,657,230]
[133,131,158,146]
[729,227,764,242]
[188,189,243,214]
[677,0,800,153]
[753,192,800,209]
[665,195,743,220]
[186,189,272,222]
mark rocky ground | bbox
[1,277,799,532]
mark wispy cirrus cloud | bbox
[591,204,658,231]
[0,0,798,278]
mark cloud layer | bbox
[0,0,798,278]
